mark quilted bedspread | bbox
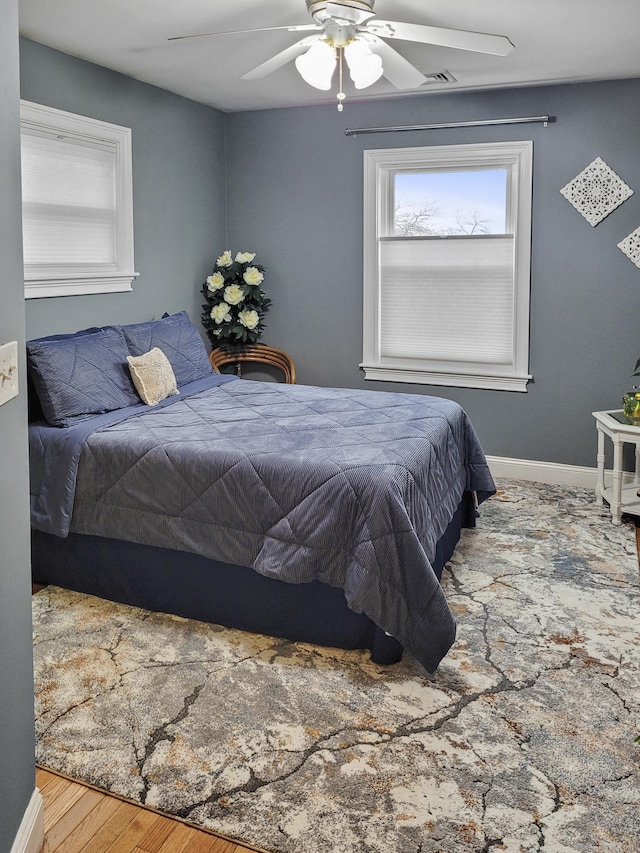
[30,376,495,672]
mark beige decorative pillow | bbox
[127,347,180,406]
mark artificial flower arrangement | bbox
[201,250,271,351]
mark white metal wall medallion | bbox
[560,156,634,226]
[618,226,640,269]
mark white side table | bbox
[592,409,640,524]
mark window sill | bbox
[25,273,139,299]
[360,364,532,392]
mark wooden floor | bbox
[37,768,263,853]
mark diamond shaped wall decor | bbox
[618,226,640,269]
[560,156,634,226]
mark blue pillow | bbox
[27,326,103,422]
[27,327,140,426]
[119,311,212,386]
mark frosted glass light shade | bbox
[344,39,383,89]
[295,40,336,90]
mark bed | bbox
[28,312,496,673]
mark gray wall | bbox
[20,38,228,341]
[16,39,640,471]
[0,4,38,851]
[225,79,640,469]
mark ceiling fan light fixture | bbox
[344,38,383,88]
[306,0,375,25]
[294,39,337,89]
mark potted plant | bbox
[201,250,271,351]
[622,357,640,422]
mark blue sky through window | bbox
[394,169,507,235]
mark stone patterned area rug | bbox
[33,480,640,853]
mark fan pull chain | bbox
[337,47,345,111]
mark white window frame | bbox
[20,100,138,299]
[362,141,533,392]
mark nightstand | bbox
[592,409,640,524]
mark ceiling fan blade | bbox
[241,35,321,80]
[363,34,427,89]
[365,20,514,56]
[168,24,320,43]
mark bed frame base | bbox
[31,493,475,666]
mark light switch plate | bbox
[0,341,19,406]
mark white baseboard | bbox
[486,455,640,490]
[10,788,44,853]
[486,455,599,489]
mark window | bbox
[362,141,533,391]
[20,100,138,299]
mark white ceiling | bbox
[18,0,640,113]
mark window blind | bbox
[21,132,117,267]
[379,235,515,365]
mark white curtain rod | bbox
[344,115,551,137]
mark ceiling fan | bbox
[170,0,514,110]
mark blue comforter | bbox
[30,375,495,672]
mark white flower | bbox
[243,266,264,286]
[216,250,233,268]
[235,252,256,264]
[224,284,245,305]
[238,309,259,330]
[210,303,232,324]
[206,272,225,292]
